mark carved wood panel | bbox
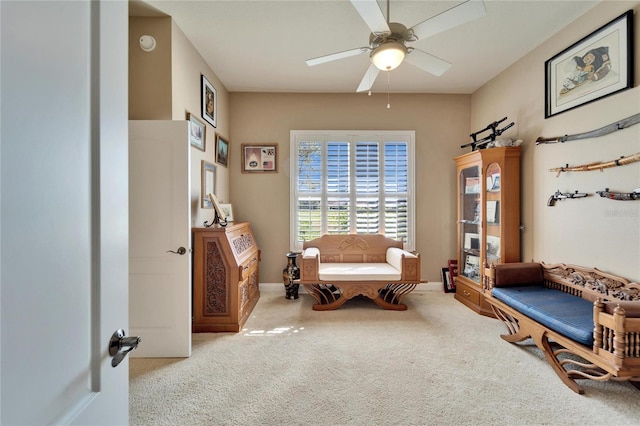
[204,240,228,315]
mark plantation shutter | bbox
[326,141,350,234]
[290,131,414,251]
[296,140,322,242]
[355,141,379,234]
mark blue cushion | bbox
[492,286,594,346]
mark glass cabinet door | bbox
[459,165,481,282]
[485,162,501,264]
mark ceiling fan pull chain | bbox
[387,71,391,109]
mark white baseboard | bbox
[259,281,445,293]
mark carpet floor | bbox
[130,287,640,425]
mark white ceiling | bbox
[131,0,601,94]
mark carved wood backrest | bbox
[302,234,403,263]
[541,262,640,303]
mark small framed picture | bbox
[187,113,206,151]
[201,74,217,128]
[201,161,216,208]
[241,144,278,173]
[216,135,229,167]
[544,10,633,118]
[219,203,234,222]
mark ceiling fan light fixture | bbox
[371,42,407,71]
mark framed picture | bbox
[201,160,216,208]
[201,74,217,127]
[241,144,278,173]
[544,10,633,118]
[216,135,229,167]
[486,235,501,259]
[463,233,480,251]
[208,193,226,221]
[219,203,234,222]
[187,113,206,151]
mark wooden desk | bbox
[192,223,260,332]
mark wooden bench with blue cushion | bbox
[484,262,640,394]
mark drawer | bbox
[239,254,259,280]
[456,281,480,305]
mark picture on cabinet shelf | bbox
[487,173,500,191]
[464,255,480,279]
[465,177,480,194]
[486,235,501,259]
[464,233,480,251]
[486,200,499,224]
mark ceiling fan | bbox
[305,0,486,92]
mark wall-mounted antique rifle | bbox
[596,188,640,201]
[549,152,640,176]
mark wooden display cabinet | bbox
[453,146,521,316]
[192,222,260,332]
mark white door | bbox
[129,121,192,358]
[0,1,129,424]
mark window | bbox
[290,131,415,251]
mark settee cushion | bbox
[303,247,320,259]
[492,286,594,346]
[318,263,401,281]
[493,262,544,288]
[386,247,417,271]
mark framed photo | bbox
[216,135,229,167]
[219,203,234,222]
[463,233,480,251]
[201,74,217,127]
[187,113,206,151]
[241,144,278,173]
[544,10,633,118]
[486,235,501,259]
[201,160,216,208]
[208,193,226,221]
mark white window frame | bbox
[290,130,415,251]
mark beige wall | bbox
[129,17,230,228]
[130,1,640,285]
[171,21,230,227]
[129,17,172,120]
[472,1,640,282]
[229,93,470,283]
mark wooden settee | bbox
[299,234,422,311]
[484,262,640,394]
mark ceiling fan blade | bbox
[405,49,451,76]
[410,0,486,40]
[356,64,381,92]
[351,0,391,35]
[306,47,370,66]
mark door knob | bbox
[167,247,186,255]
[109,329,141,367]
